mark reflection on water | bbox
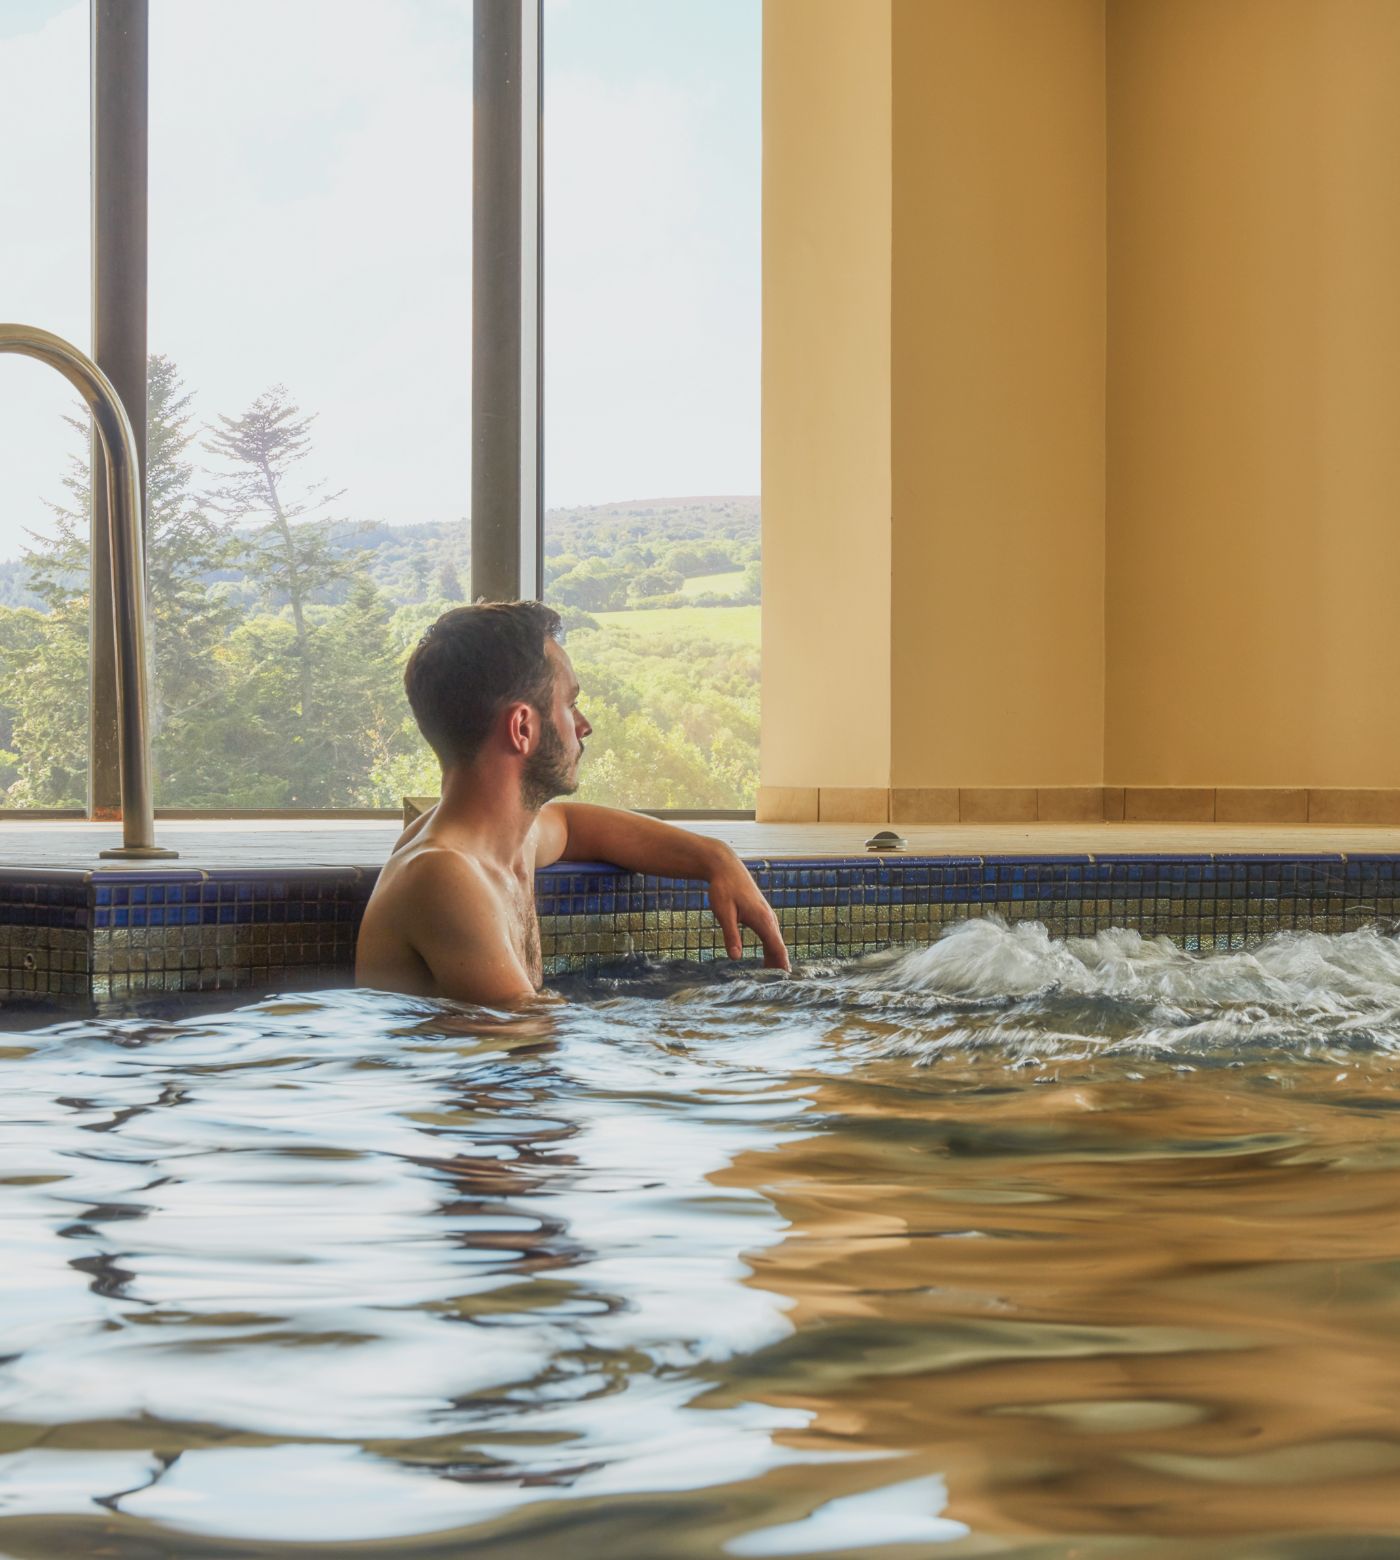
[2,918,1400,1557]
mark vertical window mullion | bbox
[471,0,543,602]
[90,0,149,819]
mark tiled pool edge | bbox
[537,854,1400,973]
[3,853,1399,1004]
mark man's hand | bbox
[707,853,790,971]
[538,802,791,972]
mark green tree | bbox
[627,565,683,600]
[0,602,85,806]
[315,573,404,803]
[436,559,464,601]
[1,430,90,805]
[544,551,580,587]
[143,357,242,798]
[4,354,241,806]
[204,387,365,800]
[204,388,359,743]
[550,555,628,611]
[662,540,734,577]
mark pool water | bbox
[4,917,1400,1557]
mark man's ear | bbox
[505,701,535,755]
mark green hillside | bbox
[681,569,747,598]
[591,603,759,644]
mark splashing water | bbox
[2,919,1400,1557]
[639,917,1400,1066]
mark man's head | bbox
[404,601,590,806]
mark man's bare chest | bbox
[505,876,543,988]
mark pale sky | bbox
[0,0,760,562]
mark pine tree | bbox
[203,387,364,798]
[143,357,241,793]
[5,354,239,805]
[0,601,86,805]
[317,572,405,803]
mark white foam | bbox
[679,918,1400,1064]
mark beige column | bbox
[761,0,1105,824]
[889,0,1107,823]
[759,0,893,825]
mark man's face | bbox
[520,641,592,809]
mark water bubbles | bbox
[587,920,1400,1072]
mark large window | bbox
[543,0,761,810]
[1,0,759,816]
[0,0,91,808]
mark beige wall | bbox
[1107,0,1400,786]
[891,0,1106,788]
[761,0,892,796]
[763,0,1400,817]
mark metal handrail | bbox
[1,323,176,858]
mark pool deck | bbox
[8,816,1400,871]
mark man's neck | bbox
[432,763,539,869]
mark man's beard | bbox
[521,717,580,811]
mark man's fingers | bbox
[734,899,790,971]
[710,871,789,969]
[713,897,743,959]
[730,898,786,967]
[753,911,791,972]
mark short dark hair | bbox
[404,601,563,767]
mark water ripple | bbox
[1,925,1400,1555]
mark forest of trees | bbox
[0,358,760,811]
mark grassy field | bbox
[589,603,760,645]
[680,569,746,598]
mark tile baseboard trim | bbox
[759,787,1400,825]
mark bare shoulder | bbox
[373,839,493,915]
[358,840,533,1005]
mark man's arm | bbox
[536,802,790,970]
[398,851,539,1006]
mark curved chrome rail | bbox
[1,324,176,858]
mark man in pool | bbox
[356,600,790,1005]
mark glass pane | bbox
[0,0,91,809]
[544,0,762,809]
[148,0,472,808]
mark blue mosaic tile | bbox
[11,851,1400,1001]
